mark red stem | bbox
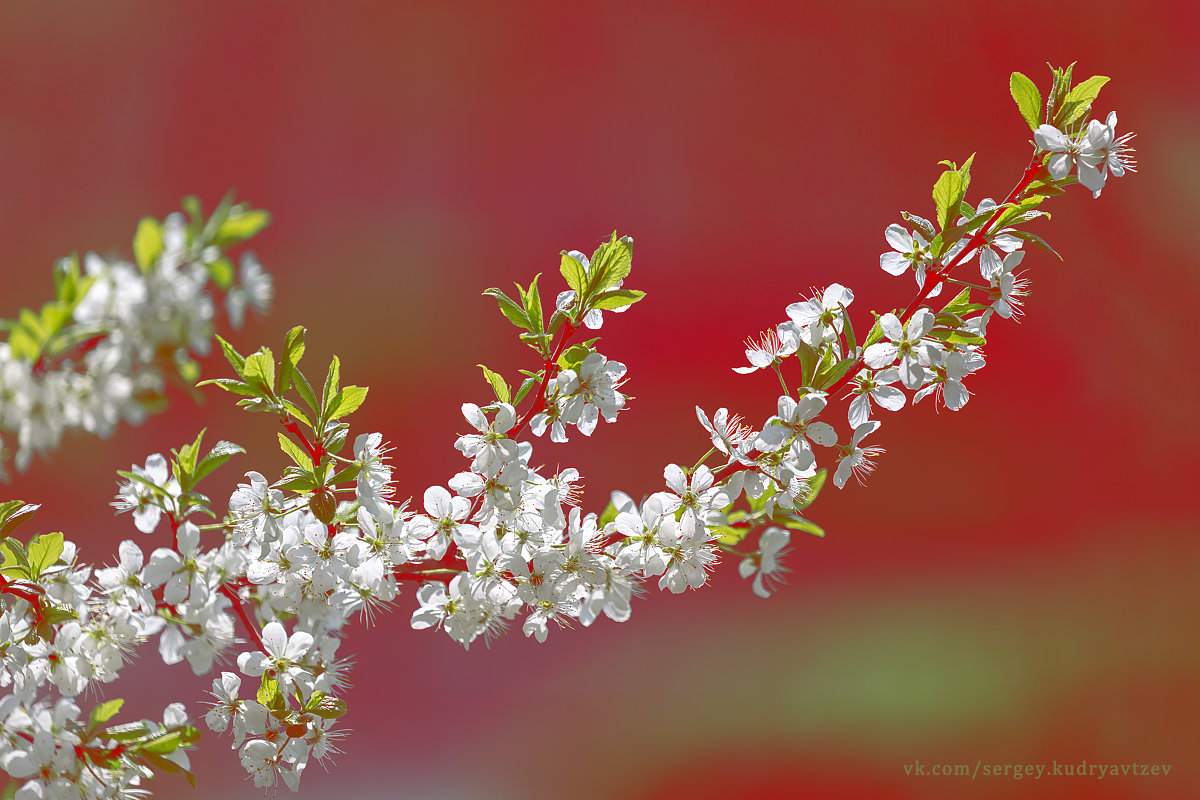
[510,320,578,440]
[31,333,109,377]
[283,419,323,463]
[219,584,266,653]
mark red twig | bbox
[219,584,266,653]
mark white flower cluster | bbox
[0,531,199,797]
[0,210,272,475]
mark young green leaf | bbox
[590,288,645,311]
[205,256,236,291]
[88,699,125,734]
[794,339,820,388]
[293,368,321,415]
[278,432,315,472]
[242,349,276,396]
[322,356,341,419]
[931,154,976,231]
[279,326,306,393]
[215,206,272,245]
[196,377,258,397]
[559,251,587,297]
[1007,229,1062,260]
[214,335,247,376]
[191,440,245,486]
[588,232,634,294]
[1009,71,1042,131]
[512,375,537,406]
[1057,74,1110,129]
[482,288,532,331]
[326,385,369,420]
[0,502,40,538]
[308,696,349,720]
[525,273,544,334]
[257,674,281,706]
[132,218,164,272]
[478,364,511,404]
[27,532,64,577]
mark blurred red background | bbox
[2,2,1198,798]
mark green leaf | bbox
[588,232,634,294]
[326,385,368,420]
[138,750,189,785]
[1007,229,1062,261]
[0,502,40,538]
[518,330,553,353]
[929,329,986,346]
[940,287,973,316]
[88,698,125,733]
[590,288,645,311]
[280,400,313,428]
[0,538,32,580]
[1025,179,1067,197]
[556,343,591,372]
[205,256,235,291]
[180,194,204,231]
[293,368,320,414]
[215,207,272,245]
[257,673,281,707]
[794,339,820,388]
[201,191,236,243]
[196,377,258,396]
[1057,74,1109,129]
[278,432,314,472]
[174,429,205,480]
[483,288,532,331]
[524,273,544,334]
[279,326,306,393]
[715,524,750,546]
[796,469,826,510]
[478,364,510,404]
[775,514,825,538]
[321,356,341,420]
[814,357,858,390]
[8,324,38,362]
[931,154,976,231]
[307,695,348,720]
[192,440,244,486]
[901,212,937,241]
[597,499,619,529]
[840,304,857,354]
[27,532,64,577]
[559,251,588,296]
[133,217,164,271]
[142,731,187,755]
[242,349,276,396]
[214,335,246,376]
[512,375,537,405]
[1009,71,1042,131]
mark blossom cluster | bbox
[0,66,1135,797]
[0,197,273,476]
[0,513,201,796]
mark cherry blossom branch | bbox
[825,153,1044,399]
